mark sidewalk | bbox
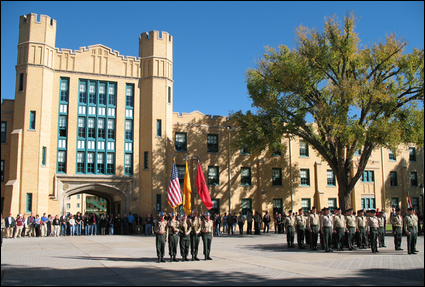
[1,232,424,286]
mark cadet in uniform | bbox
[345,209,357,250]
[404,207,418,255]
[308,207,320,251]
[189,209,201,261]
[155,212,168,263]
[390,207,403,251]
[201,211,214,260]
[367,209,379,253]
[167,213,180,262]
[321,207,333,252]
[378,211,386,247]
[295,208,306,249]
[356,210,367,249]
[333,208,346,251]
[284,210,296,248]
[179,213,192,261]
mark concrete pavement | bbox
[1,231,423,286]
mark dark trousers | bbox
[180,235,190,257]
[202,233,212,258]
[358,228,367,248]
[323,227,332,251]
[378,227,385,246]
[278,223,282,234]
[394,227,402,250]
[370,227,378,252]
[347,227,356,249]
[320,229,325,249]
[286,226,295,247]
[407,227,416,254]
[247,222,252,234]
[336,228,345,250]
[168,234,178,257]
[238,224,244,235]
[296,226,305,248]
[129,222,133,234]
[156,234,166,258]
[254,222,261,235]
[305,229,310,245]
[310,226,319,250]
[263,222,269,233]
[190,233,200,256]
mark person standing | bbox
[1,214,5,247]
[308,207,320,251]
[167,213,180,262]
[60,212,68,236]
[52,215,60,237]
[378,211,386,247]
[214,214,221,236]
[68,215,75,236]
[26,213,35,237]
[356,210,367,249]
[14,214,24,239]
[345,209,357,250]
[201,211,214,260]
[263,211,271,233]
[227,212,234,235]
[237,213,246,235]
[274,212,279,234]
[333,208,346,251]
[367,209,379,253]
[75,212,82,236]
[84,213,90,236]
[295,209,307,249]
[189,209,201,261]
[128,212,135,235]
[284,210,296,248]
[321,208,333,252]
[179,213,192,261]
[155,212,168,263]
[254,211,262,235]
[145,214,153,236]
[277,214,283,234]
[34,214,41,237]
[404,207,418,255]
[5,213,15,239]
[40,213,48,237]
[109,214,115,235]
[222,213,228,234]
[390,208,403,250]
[91,213,98,236]
[246,211,253,235]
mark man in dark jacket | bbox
[227,212,234,235]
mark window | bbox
[210,199,220,215]
[89,83,96,104]
[391,198,399,209]
[175,132,187,152]
[19,73,24,91]
[390,171,397,186]
[208,166,219,185]
[412,197,420,213]
[1,160,4,182]
[77,203,80,209]
[87,152,94,173]
[67,196,71,201]
[361,197,375,210]
[126,85,133,107]
[156,194,162,212]
[88,118,95,138]
[241,167,251,186]
[124,154,132,175]
[99,84,106,105]
[107,153,114,174]
[26,193,32,213]
[1,122,6,143]
[300,169,310,186]
[60,79,68,102]
[301,198,311,213]
[409,147,416,162]
[328,198,337,212]
[299,141,309,157]
[272,168,282,186]
[108,86,115,106]
[42,147,47,166]
[58,116,67,137]
[77,195,80,200]
[273,199,283,215]
[77,152,85,173]
[107,119,115,139]
[67,203,71,210]
[125,120,132,140]
[97,152,104,174]
[207,134,218,153]
[176,165,186,186]
[98,118,105,139]
[29,111,36,130]
[411,172,418,187]
[389,150,396,161]
[361,170,374,182]
[57,151,66,173]
[272,149,281,156]
[144,151,149,169]
[327,170,336,186]
[78,117,85,138]
[168,87,171,104]
[156,119,162,137]
[241,198,252,216]
[241,146,250,155]
[79,82,87,103]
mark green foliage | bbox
[231,12,424,208]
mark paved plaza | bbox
[1,232,424,286]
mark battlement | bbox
[139,30,172,42]
[55,44,141,61]
[19,13,56,47]
[20,13,56,28]
[139,30,173,60]
[173,111,230,127]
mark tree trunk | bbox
[338,184,352,213]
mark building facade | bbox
[1,14,424,222]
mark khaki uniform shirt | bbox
[345,215,356,228]
[378,217,385,228]
[356,216,367,229]
[201,219,214,233]
[189,217,202,234]
[308,214,320,229]
[168,219,180,235]
[179,219,192,235]
[284,216,295,229]
[295,215,306,227]
[254,214,262,223]
[367,216,379,229]
[321,214,333,228]
[247,214,253,223]
[237,216,246,225]
[404,214,417,231]
[334,214,346,229]
[155,219,168,236]
[390,215,403,228]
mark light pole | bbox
[226,126,233,214]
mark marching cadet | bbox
[378,211,386,247]
[321,207,333,252]
[356,210,367,249]
[333,208,346,251]
[179,213,192,261]
[345,209,357,250]
[305,211,310,246]
[189,209,201,261]
[295,208,306,249]
[201,211,214,260]
[390,207,403,251]
[308,207,320,251]
[155,212,168,263]
[284,210,296,248]
[367,209,379,253]
[167,213,180,262]
[404,207,418,255]
[319,209,325,250]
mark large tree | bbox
[231,13,424,211]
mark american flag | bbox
[167,162,182,208]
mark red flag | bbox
[407,196,413,209]
[195,161,213,210]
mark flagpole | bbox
[197,158,200,214]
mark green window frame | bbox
[241,167,251,186]
[144,151,149,169]
[301,198,311,213]
[207,134,219,153]
[389,150,396,161]
[19,73,24,91]
[126,85,134,107]
[168,87,171,104]
[328,198,337,212]
[299,141,309,157]
[361,197,375,210]
[300,169,310,186]
[124,153,132,175]
[327,170,336,186]
[156,119,162,137]
[29,111,36,130]
[241,198,252,216]
[272,168,282,186]
[175,132,187,152]
[273,198,283,215]
[361,170,374,182]
[26,193,33,213]
[42,146,47,166]
[208,166,219,185]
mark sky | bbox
[1,1,424,117]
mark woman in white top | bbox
[68,215,75,236]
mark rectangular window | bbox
[176,165,185,187]
[144,151,149,169]
[97,152,104,174]
[328,198,337,212]
[26,193,32,213]
[207,134,218,153]
[87,152,94,173]
[168,87,171,104]
[107,119,115,139]
[79,82,87,104]
[57,151,66,173]
[361,170,375,182]
[98,118,105,139]
[301,198,311,213]
[77,203,80,209]
[77,152,85,173]
[99,84,106,105]
[124,154,132,175]
[58,116,67,137]
[272,149,281,156]
[89,83,96,104]
[412,197,420,213]
[107,153,114,174]
[60,78,68,102]
[327,170,336,186]
[240,146,250,155]
[77,195,80,200]
[273,198,283,215]
[156,119,162,137]
[156,194,162,212]
[210,199,220,215]
[126,85,133,107]
[409,147,416,162]
[67,203,71,210]
[411,172,418,187]
[19,73,24,91]
[1,160,4,182]
[208,166,219,185]
[241,167,251,186]
[78,117,85,138]
[1,121,6,143]
[88,118,95,138]
[361,197,375,210]
[241,198,252,216]
[391,198,399,209]
[300,169,310,186]
[42,147,47,166]
[299,141,309,157]
[389,150,396,161]
[125,120,132,140]
[29,111,36,130]
[272,168,282,186]
[390,171,397,186]
[175,132,187,152]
